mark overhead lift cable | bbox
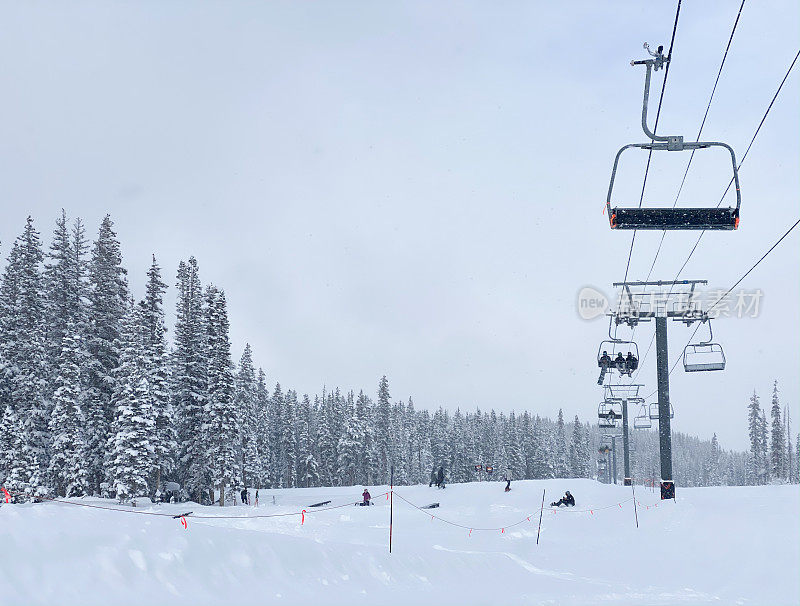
[641,216,800,400]
[618,1,747,387]
[619,0,683,288]
[631,47,800,384]
[645,0,748,281]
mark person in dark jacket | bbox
[241,488,248,505]
[429,469,437,487]
[625,351,638,373]
[550,491,575,507]
[504,478,511,492]
[361,489,371,506]
[436,466,445,488]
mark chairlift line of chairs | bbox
[606,43,742,231]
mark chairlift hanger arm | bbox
[605,44,743,230]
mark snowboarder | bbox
[614,352,626,373]
[550,491,575,507]
[436,466,445,489]
[598,351,612,384]
[241,488,248,506]
[254,490,259,507]
[504,478,511,492]
[429,469,437,487]
[360,489,371,506]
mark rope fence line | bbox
[0,486,388,520]
[2,485,668,539]
[391,491,661,534]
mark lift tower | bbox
[610,279,712,499]
[604,384,644,486]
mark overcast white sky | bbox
[0,1,797,451]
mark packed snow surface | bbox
[1,479,797,605]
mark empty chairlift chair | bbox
[683,321,726,372]
[606,44,741,231]
[633,404,652,429]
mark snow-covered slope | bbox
[1,479,797,605]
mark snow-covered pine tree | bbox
[555,409,569,478]
[506,412,525,481]
[569,415,584,477]
[747,390,764,485]
[785,409,795,483]
[375,376,391,481]
[295,394,312,487]
[413,409,433,485]
[107,303,155,500]
[354,390,374,484]
[139,256,176,494]
[85,215,129,493]
[44,211,78,383]
[758,408,769,484]
[235,344,261,489]
[282,389,298,488]
[337,393,363,486]
[255,368,272,487]
[769,381,784,482]
[0,218,49,497]
[172,258,208,502]
[205,287,239,505]
[703,433,721,486]
[269,383,285,488]
[47,323,89,496]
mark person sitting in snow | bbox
[361,489,371,506]
[551,491,575,507]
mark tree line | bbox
[0,213,792,505]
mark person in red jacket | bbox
[361,489,371,506]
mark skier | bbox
[436,466,445,489]
[614,352,626,373]
[361,489,371,506]
[550,490,575,507]
[241,487,248,506]
[504,478,511,492]
[254,490,259,507]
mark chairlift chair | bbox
[683,321,726,372]
[648,402,674,420]
[597,339,640,378]
[606,43,741,231]
[598,401,621,429]
[633,404,652,429]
